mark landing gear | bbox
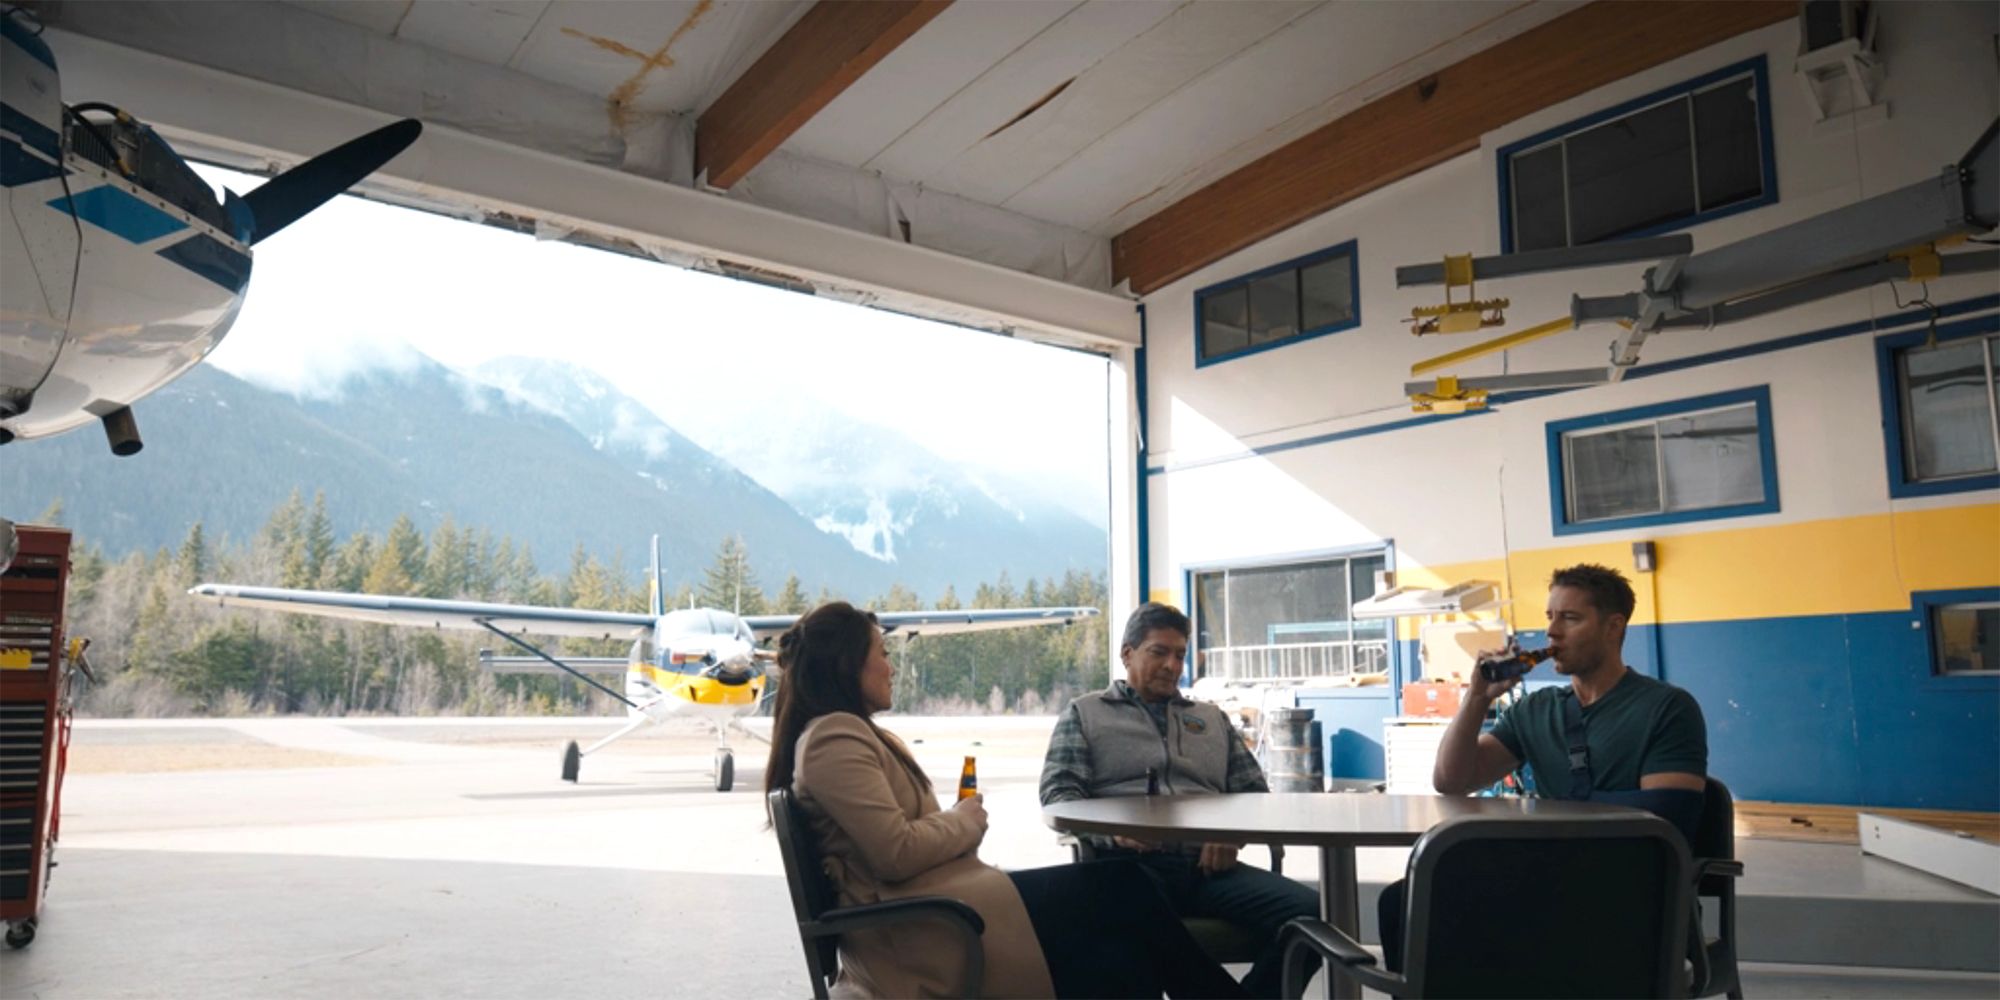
[714,749,734,792]
[561,740,581,782]
[6,917,35,949]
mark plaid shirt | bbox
[1039,681,1268,806]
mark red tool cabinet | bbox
[0,525,76,949]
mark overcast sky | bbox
[198,165,1111,516]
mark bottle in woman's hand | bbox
[952,791,988,831]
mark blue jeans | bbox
[1103,848,1321,998]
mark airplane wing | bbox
[189,583,654,640]
[477,652,630,675]
[741,606,1099,642]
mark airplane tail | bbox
[649,534,666,617]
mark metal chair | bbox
[768,787,986,999]
[1280,812,1694,998]
[1689,777,1746,999]
[1065,834,1284,964]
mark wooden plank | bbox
[696,0,952,189]
[1736,801,2000,846]
[1859,813,2000,895]
[1111,1,1796,296]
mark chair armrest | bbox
[1278,917,1404,998]
[1695,858,1744,880]
[809,898,986,999]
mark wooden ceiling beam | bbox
[697,0,952,190]
[1111,0,1796,296]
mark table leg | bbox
[1318,844,1360,1000]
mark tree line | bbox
[43,492,1109,718]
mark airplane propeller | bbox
[236,118,422,244]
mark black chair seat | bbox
[1280,812,1694,998]
[770,787,986,999]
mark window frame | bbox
[1193,239,1360,368]
[1545,385,1780,535]
[1875,315,2000,499]
[1912,588,2000,687]
[1496,55,1777,254]
[1180,542,1397,686]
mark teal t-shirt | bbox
[1489,670,1707,799]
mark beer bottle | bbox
[957,756,978,801]
[1477,644,1555,682]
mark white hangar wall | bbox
[1136,6,2000,811]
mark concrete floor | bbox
[3,716,1994,998]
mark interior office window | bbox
[1555,389,1773,530]
[1191,552,1387,682]
[1897,333,2000,483]
[1506,64,1768,252]
[1932,602,2000,676]
[1195,241,1358,366]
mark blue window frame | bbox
[1194,240,1359,368]
[1546,386,1779,535]
[1913,588,2000,683]
[1497,56,1776,253]
[1875,314,2000,499]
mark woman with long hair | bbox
[765,601,1249,999]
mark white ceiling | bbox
[36,0,1580,299]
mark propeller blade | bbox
[242,118,422,244]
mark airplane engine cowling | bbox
[705,662,760,687]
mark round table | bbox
[1043,793,1634,999]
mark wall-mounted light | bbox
[1632,540,1657,574]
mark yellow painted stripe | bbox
[1407,503,2000,628]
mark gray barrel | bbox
[1264,707,1323,792]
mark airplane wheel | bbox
[714,750,734,793]
[5,918,34,949]
[561,741,581,783]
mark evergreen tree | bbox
[698,536,765,613]
[773,574,809,614]
[175,521,209,587]
[363,519,421,595]
[304,492,335,587]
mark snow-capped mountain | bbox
[472,358,1107,597]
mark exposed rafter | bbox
[1111,0,1797,297]
[696,0,952,190]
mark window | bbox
[1883,328,2000,496]
[1546,386,1779,534]
[1194,241,1358,366]
[1915,589,2000,679]
[1499,57,1774,253]
[1190,551,1388,684]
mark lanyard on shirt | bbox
[1560,689,1592,800]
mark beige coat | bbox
[795,712,1056,999]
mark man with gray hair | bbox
[1040,602,1317,997]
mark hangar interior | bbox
[10,0,2000,993]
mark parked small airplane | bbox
[1,9,420,453]
[191,539,1098,791]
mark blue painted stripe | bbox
[1,100,60,161]
[1,14,57,72]
[1145,294,2000,476]
[157,232,252,291]
[58,184,189,244]
[1,137,64,187]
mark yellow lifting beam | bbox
[1409,316,1573,377]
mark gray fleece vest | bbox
[1073,681,1236,798]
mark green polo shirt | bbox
[1489,669,1707,799]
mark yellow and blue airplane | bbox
[191,538,1097,791]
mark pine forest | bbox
[42,491,1110,719]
